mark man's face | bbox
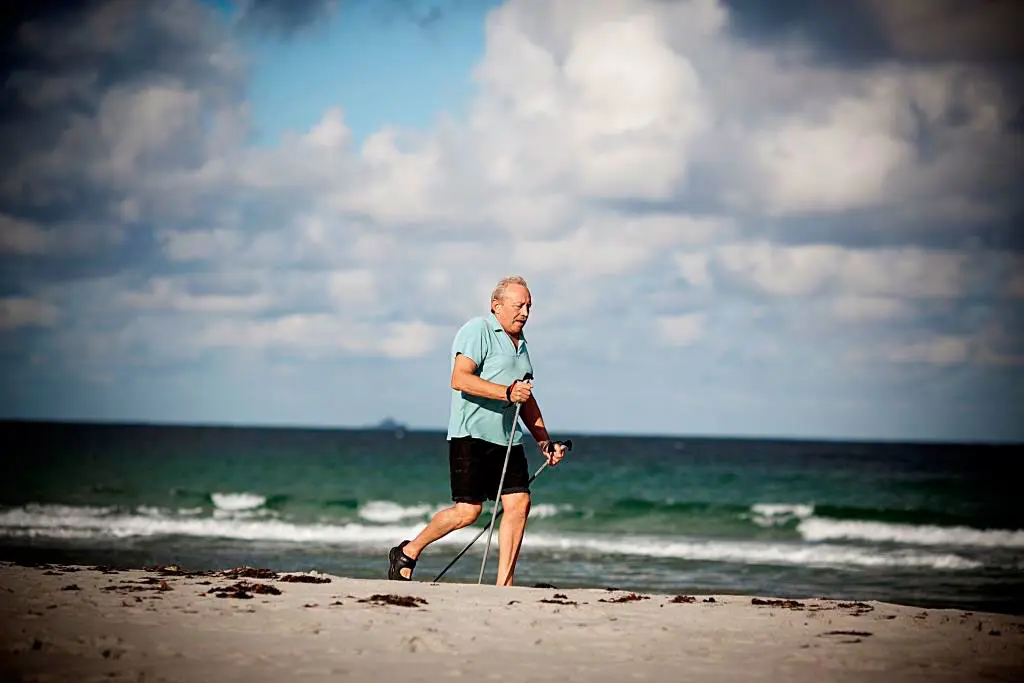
[494,284,531,335]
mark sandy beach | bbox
[1,561,1021,682]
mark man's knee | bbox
[501,492,531,520]
[452,502,482,527]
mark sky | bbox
[1,0,1022,444]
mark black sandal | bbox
[388,540,417,581]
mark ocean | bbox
[2,420,1022,615]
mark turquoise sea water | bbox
[2,421,1021,614]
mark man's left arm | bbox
[519,395,566,466]
[519,394,550,444]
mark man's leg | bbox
[391,436,484,579]
[495,492,531,586]
[396,503,482,579]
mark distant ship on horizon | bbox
[374,417,407,438]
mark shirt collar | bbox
[488,312,526,343]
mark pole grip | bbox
[543,438,573,453]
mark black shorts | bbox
[449,436,531,503]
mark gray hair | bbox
[490,275,528,311]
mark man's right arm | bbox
[450,353,511,401]
[448,320,532,402]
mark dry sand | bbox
[1,561,1021,682]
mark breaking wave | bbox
[797,518,1024,549]
[0,502,986,571]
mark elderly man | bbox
[387,275,568,586]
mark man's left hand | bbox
[540,440,567,467]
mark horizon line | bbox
[1,416,1020,448]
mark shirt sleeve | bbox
[451,318,488,367]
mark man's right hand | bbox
[508,380,532,403]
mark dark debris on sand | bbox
[103,578,172,593]
[540,593,579,606]
[145,564,216,578]
[822,629,873,642]
[797,600,874,616]
[837,601,874,616]
[599,593,650,604]
[220,566,279,580]
[214,566,332,583]
[358,594,428,608]
[752,598,805,609]
[22,562,82,573]
[208,581,283,599]
[147,564,283,580]
[670,595,696,603]
[279,574,331,584]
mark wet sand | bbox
[1,561,1021,682]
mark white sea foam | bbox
[210,492,266,511]
[139,506,204,517]
[17,504,117,517]
[530,503,570,519]
[745,502,1024,549]
[0,503,983,571]
[0,503,399,543]
[522,534,981,570]
[356,500,571,524]
[2,527,103,540]
[798,518,1024,549]
[749,503,815,527]
[358,501,435,524]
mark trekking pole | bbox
[433,438,572,583]
[477,373,532,584]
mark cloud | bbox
[235,0,339,36]
[866,0,1024,63]
[0,0,247,272]
[657,313,706,347]
[234,0,481,36]
[747,88,916,216]
[155,228,246,262]
[702,242,1020,301]
[0,298,59,331]
[118,277,273,313]
[196,315,444,359]
[885,335,971,366]
[720,0,1024,64]
[139,0,1020,257]
[0,214,123,256]
[831,296,913,323]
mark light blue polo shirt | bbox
[446,313,534,447]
